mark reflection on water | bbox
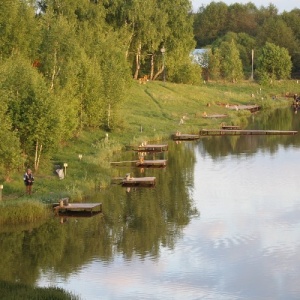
[1,108,300,299]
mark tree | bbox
[0,102,22,182]
[194,2,228,47]
[281,9,300,73]
[207,48,222,81]
[0,55,62,170]
[212,32,256,77]
[0,0,40,60]
[158,0,197,84]
[256,42,292,83]
[256,17,298,56]
[227,2,259,36]
[219,39,244,82]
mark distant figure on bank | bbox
[24,168,34,195]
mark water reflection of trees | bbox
[200,108,300,158]
[0,142,199,284]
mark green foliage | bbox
[193,2,300,76]
[194,2,229,47]
[256,42,292,83]
[212,32,256,76]
[0,103,22,181]
[0,55,62,165]
[209,39,244,82]
[0,0,40,59]
[256,17,298,55]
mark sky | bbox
[191,0,300,13]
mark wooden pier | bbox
[122,176,156,187]
[110,159,167,168]
[172,133,200,141]
[136,159,167,168]
[53,202,102,215]
[221,125,240,130]
[133,144,168,152]
[202,114,228,119]
[226,104,260,112]
[199,129,298,136]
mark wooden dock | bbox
[136,159,167,168]
[53,202,102,215]
[226,104,260,112]
[133,144,168,152]
[110,159,167,168]
[199,129,298,136]
[202,114,228,119]
[122,176,156,187]
[172,133,200,141]
[221,125,240,130]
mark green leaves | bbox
[0,55,62,166]
[256,42,292,83]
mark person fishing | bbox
[24,168,34,195]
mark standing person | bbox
[24,168,34,195]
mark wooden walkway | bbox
[136,159,167,168]
[122,176,156,187]
[172,133,200,141]
[202,114,228,119]
[133,144,168,152]
[199,129,298,136]
[221,125,240,130]
[226,104,260,112]
[53,203,102,215]
[110,159,167,168]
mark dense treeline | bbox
[193,2,300,80]
[0,0,198,180]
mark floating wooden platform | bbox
[221,125,240,130]
[136,159,167,168]
[122,176,156,187]
[199,129,298,136]
[172,133,200,141]
[133,144,168,152]
[53,203,102,215]
[202,114,228,119]
[226,104,260,112]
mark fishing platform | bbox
[226,104,261,112]
[110,159,167,168]
[199,129,298,136]
[172,133,200,141]
[202,114,228,119]
[53,199,102,215]
[136,159,167,168]
[221,125,240,130]
[133,144,168,152]
[121,174,156,187]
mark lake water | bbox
[1,108,300,300]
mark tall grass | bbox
[0,280,80,300]
[0,199,50,225]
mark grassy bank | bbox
[0,280,80,300]
[0,80,297,210]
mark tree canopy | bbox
[193,2,300,76]
[0,0,199,174]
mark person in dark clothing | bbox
[24,168,34,195]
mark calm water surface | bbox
[1,108,300,300]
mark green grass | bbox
[0,280,80,300]
[0,199,51,226]
[0,79,297,220]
